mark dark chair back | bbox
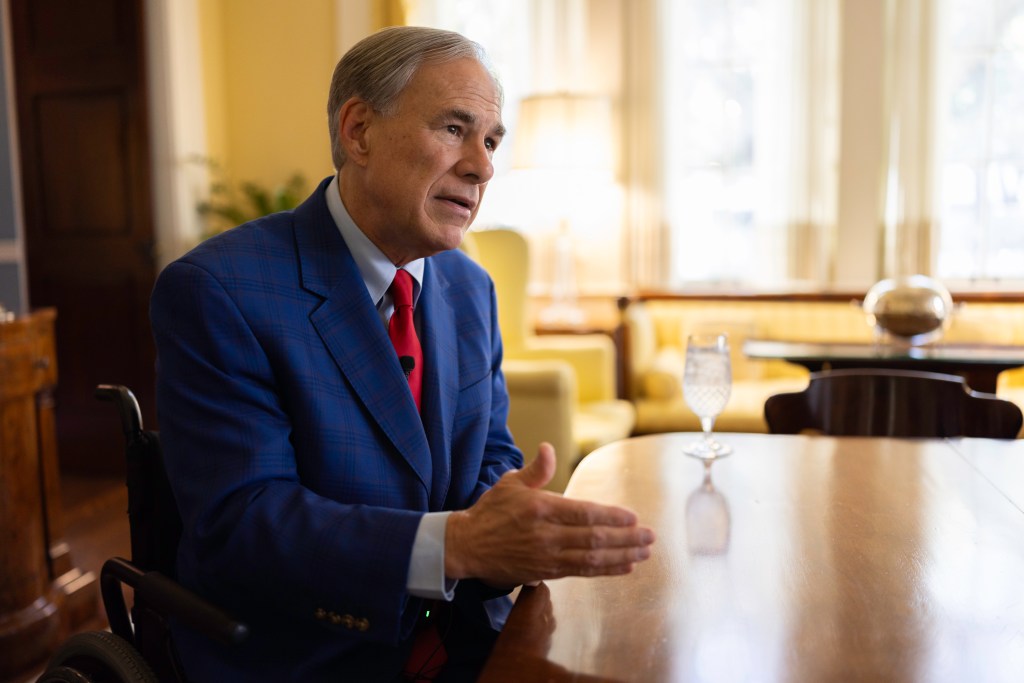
[764,368,1023,439]
[93,384,247,683]
[96,385,182,578]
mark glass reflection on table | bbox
[685,461,731,556]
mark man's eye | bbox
[485,138,496,151]
[446,125,461,136]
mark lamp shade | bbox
[512,93,614,171]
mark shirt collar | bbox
[325,174,424,306]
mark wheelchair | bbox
[36,385,248,683]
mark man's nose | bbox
[456,140,494,184]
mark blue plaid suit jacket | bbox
[150,176,522,681]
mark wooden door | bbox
[10,0,157,474]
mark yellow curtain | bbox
[786,0,841,284]
[879,0,939,277]
[621,0,665,290]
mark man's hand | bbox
[444,443,655,587]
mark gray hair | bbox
[327,26,503,170]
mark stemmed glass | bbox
[682,333,733,459]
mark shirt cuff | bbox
[407,511,457,600]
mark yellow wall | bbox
[198,0,227,171]
[198,0,341,193]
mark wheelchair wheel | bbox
[37,631,158,683]
[34,666,91,683]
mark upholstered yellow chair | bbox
[464,228,635,491]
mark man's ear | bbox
[337,98,374,166]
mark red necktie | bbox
[390,272,445,678]
[388,269,423,412]
[390,274,444,677]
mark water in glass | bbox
[683,333,733,459]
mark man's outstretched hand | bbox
[444,443,656,587]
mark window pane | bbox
[986,162,1024,279]
[947,0,994,48]
[938,163,981,279]
[936,0,1024,284]
[662,0,796,288]
[676,67,754,167]
[678,0,731,63]
[670,169,757,282]
[991,54,1024,158]
[943,57,989,161]
[997,0,1024,38]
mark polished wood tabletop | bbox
[742,339,1024,392]
[479,432,1024,683]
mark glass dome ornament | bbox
[862,275,954,346]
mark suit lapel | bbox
[294,179,432,494]
[419,261,458,510]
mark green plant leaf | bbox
[193,162,308,240]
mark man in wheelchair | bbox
[143,25,654,683]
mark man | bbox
[151,26,654,682]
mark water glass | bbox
[683,333,733,459]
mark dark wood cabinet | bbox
[0,308,97,676]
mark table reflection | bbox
[490,582,627,683]
[685,462,730,556]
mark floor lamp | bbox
[513,93,614,326]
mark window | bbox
[659,0,836,289]
[410,0,1024,293]
[664,0,768,286]
[936,0,1024,284]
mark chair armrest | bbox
[101,557,248,647]
[502,359,577,492]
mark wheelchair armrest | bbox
[102,557,249,646]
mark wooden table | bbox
[479,432,1024,683]
[742,339,1024,393]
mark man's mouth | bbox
[438,194,476,212]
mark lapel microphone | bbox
[399,356,415,379]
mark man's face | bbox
[353,57,505,264]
